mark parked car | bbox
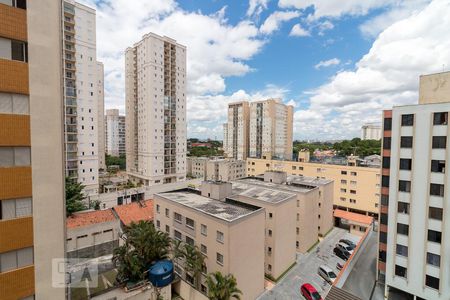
[300,283,323,300]
[339,239,356,249]
[318,265,337,284]
[333,247,350,260]
[336,262,343,270]
[337,242,354,254]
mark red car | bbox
[300,283,322,300]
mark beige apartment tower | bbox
[249,99,294,160]
[125,33,187,186]
[0,1,66,299]
[105,109,125,157]
[224,101,250,160]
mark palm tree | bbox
[171,239,184,271]
[182,244,205,290]
[206,272,242,300]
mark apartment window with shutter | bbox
[401,114,414,126]
[397,223,409,236]
[431,160,445,173]
[397,202,410,214]
[400,137,413,148]
[429,207,443,220]
[430,183,444,197]
[395,265,407,278]
[216,253,223,265]
[398,180,411,192]
[433,112,448,125]
[216,231,224,243]
[396,244,408,257]
[426,253,440,267]
[432,136,447,149]
[383,137,391,149]
[425,275,439,290]
[201,224,207,236]
[399,158,412,170]
[428,230,442,243]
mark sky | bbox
[79,0,450,141]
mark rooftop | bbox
[156,191,259,222]
[234,177,317,194]
[67,209,116,229]
[113,199,154,226]
[230,182,296,204]
[287,174,333,186]
[334,209,373,225]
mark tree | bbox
[206,272,242,300]
[181,244,205,289]
[65,177,87,216]
[113,221,171,283]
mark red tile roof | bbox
[334,209,373,225]
[113,200,154,226]
[67,209,116,229]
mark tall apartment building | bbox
[125,33,187,186]
[379,72,450,300]
[105,109,125,157]
[0,1,66,299]
[224,101,249,160]
[361,122,382,140]
[97,62,105,170]
[249,99,294,160]
[222,122,228,151]
[63,0,102,194]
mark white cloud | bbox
[289,24,310,37]
[314,58,340,69]
[260,10,301,34]
[278,0,392,19]
[317,20,334,35]
[295,0,450,140]
[247,0,270,17]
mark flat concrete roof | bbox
[230,182,296,204]
[234,177,317,194]
[156,191,259,222]
[287,174,333,186]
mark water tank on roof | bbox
[148,260,174,287]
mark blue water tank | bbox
[148,260,174,287]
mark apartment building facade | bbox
[154,190,265,299]
[224,101,249,160]
[125,33,187,185]
[97,62,106,170]
[249,99,294,160]
[380,72,450,300]
[187,156,246,181]
[63,0,103,194]
[0,1,66,299]
[105,109,125,157]
[247,158,380,217]
[361,123,382,140]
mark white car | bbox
[318,265,337,284]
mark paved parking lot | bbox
[258,227,360,300]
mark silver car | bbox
[318,265,337,284]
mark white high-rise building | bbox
[63,0,102,194]
[361,123,381,140]
[125,33,187,185]
[224,101,249,160]
[105,109,125,157]
[223,122,228,152]
[97,62,106,171]
[249,99,293,160]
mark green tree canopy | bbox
[65,177,87,216]
[206,272,242,300]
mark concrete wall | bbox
[297,190,319,253]
[419,71,450,104]
[247,158,380,216]
[318,181,334,236]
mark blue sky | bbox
[81,0,450,140]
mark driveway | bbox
[258,227,360,300]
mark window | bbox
[0,198,32,220]
[165,208,169,217]
[292,166,296,170]
[201,284,207,294]
[11,40,27,62]
[0,247,33,272]
[0,147,31,167]
[379,232,387,244]
[433,112,448,125]
[381,195,389,206]
[431,160,445,173]
[429,207,443,220]
[186,273,194,285]
[340,188,346,193]
[186,217,195,229]
[174,212,182,223]
[384,118,392,130]
[165,225,169,233]
[156,220,160,228]
[432,136,447,149]
[268,213,273,218]
[268,229,272,237]
[185,236,194,246]
[397,202,410,214]
[400,137,413,148]
[397,223,409,236]
[341,171,347,175]
[201,244,207,255]
[216,253,223,265]
[174,230,182,241]
[351,172,357,176]
[296,241,299,248]
[425,275,439,290]
[201,224,207,236]
[398,180,411,192]
[383,137,391,149]
[399,158,412,170]
[401,114,414,126]
[395,265,407,278]
[427,253,440,267]
[428,230,441,243]
[380,213,388,225]
[379,250,386,262]
[156,204,160,213]
[14,0,27,9]
[216,231,224,243]
[268,264,272,272]
[396,244,408,257]
[350,190,356,194]
[382,175,390,188]
[430,183,444,197]
[382,157,391,168]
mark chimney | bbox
[200,181,233,201]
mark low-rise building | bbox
[187,157,246,181]
[247,158,380,217]
[113,199,154,227]
[154,189,266,300]
[66,209,121,259]
[187,157,209,179]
